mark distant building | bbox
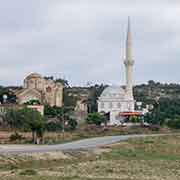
[16,73,63,107]
[75,99,88,112]
[98,18,141,125]
[74,99,88,122]
[64,87,90,122]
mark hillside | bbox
[1,80,180,112]
[134,80,180,105]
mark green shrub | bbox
[19,169,37,176]
[86,112,106,126]
[144,140,154,144]
[129,116,140,123]
[24,99,41,105]
[149,125,160,131]
[9,132,23,141]
[66,118,78,131]
[45,121,62,131]
[167,117,180,129]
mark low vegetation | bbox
[86,112,107,126]
[1,105,78,144]
[4,107,45,144]
[19,169,37,176]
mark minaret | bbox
[124,17,134,99]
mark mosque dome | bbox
[100,86,126,99]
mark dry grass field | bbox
[0,126,172,144]
[1,135,180,180]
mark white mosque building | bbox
[98,18,141,125]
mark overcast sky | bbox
[0,0,179,86]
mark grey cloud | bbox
[0,0,179,86]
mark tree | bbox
[87,84,108,113]
[44,76,54,81]
[55,78,69,87]
[19,108,45,144]
[86,112,106,126]
[129,116,140,123]
[44,105,77,132]
[63,88,78,108]
[167,116,180,129]
[44,76,70,87]
[0,88,17,104]
[24,99,41,105]
[148,80,156,87]
[5,108,45,144]
[66,117,78,131]
[5,109,22,130]
[56,106,77,132]
[144,100,162,125]
[44,105,63,118]
[143,96,180,126]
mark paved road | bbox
[0,134,167,155]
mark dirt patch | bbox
[25,151,71,161]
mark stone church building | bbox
[16,73,63,107]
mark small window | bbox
[109,102,113,108]
[46,86,52,93]
[101,102,104,108]
[127,103,131,110]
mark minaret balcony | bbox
[124,60,134,66]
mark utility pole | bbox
[62,106,65,140]
[155,96,160,125]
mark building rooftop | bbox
[100,86,126,99]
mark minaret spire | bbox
[126,17,133,63]
[124,17,134,99]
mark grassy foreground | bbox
[1,135,180,180]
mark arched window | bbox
[109,102,113,108]
[46,86,52,93]
[127,103,131,111]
